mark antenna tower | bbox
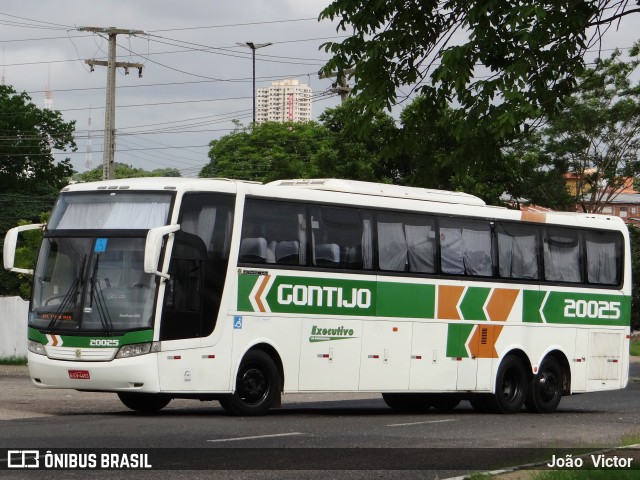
[44,67,53,110]
[85,107,93,172]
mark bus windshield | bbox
[30,236,156,333]
[48,191,172,230]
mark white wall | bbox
[0,296,28,358]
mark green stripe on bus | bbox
[459,287,490,321]
[446,323,474,358]
[377,282,435,318]
[28,327,154,347]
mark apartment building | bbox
[255,79,312,124]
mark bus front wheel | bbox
[219,350,281,416]
[117,392,171,413]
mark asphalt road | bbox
[0,363,639,479]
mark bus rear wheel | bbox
[525,356,563,413]
[117,392,171,413]
[219,350,280,416]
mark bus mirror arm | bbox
[144,224,180,279]
[3,223,45,275]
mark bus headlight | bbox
[28,340,46,356]
[116,342,160,359]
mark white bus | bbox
[3,178,631,415]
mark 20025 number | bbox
[564,299,621,320]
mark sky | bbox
[0,1,343,177]
[0,1,638,178]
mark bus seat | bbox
[315,243,340,267]
[266,241,278,263]
[346,245,363,269]
[275,241,300,265]
[239,237,268,263]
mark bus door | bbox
[158,231,206,391]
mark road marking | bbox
[207,432,304,443]
[387,419,456,427]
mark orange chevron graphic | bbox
[437,285,465,320]
[51,335,59,346]
[254,275,271,313]
[468,324,504,358]
[486,288,520,322]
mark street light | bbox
[237,41,272,124]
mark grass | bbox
[0,356,27,365]
[621,433,640,446]
[630,338,640,356]
[532,471,638,480]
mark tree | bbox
[540,43,640,213]
[316,101,398,182]
[201,105,401,183]
[0,85,76,196]
[201,121,329,182]
[319,1,640,152]
[0,85,76,297]
[628,225,640,331]
[73,164,182,182]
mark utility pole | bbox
[79,26,145,180]
[237,42,272,124]
[319,68,354,103]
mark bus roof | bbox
[268,179,486,207]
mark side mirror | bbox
[144,224,180,279]
[3,224,44,275]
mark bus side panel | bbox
[298,317,362,391]
[359,319,411,391]
[409,322,458,391]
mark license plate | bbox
[68,370,90,380]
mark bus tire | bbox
[469,394,494,413]
[525,356,563,413]
[382,393,431,412]
[117,392,171,413]
[492,355,528,414]
[428,394,461,412]
[219,350,280,416]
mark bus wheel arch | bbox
[219,344,283,416]
[525,350,569,413]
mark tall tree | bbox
[316,101,398,182]
[0,85,76,196]
[541,43,640,213]
[0,85,76,297]
[319,1,640,153]
[202,121,328,182]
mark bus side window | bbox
[544,228,582,283]
[585,230,622,285]
[377,212,436,273]
[440,218,493,277]
[496,223,540,280]
[311,206,373,270]
[241,199,307,266]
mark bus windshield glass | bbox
[30,236,156,333]
[48,192,172,230]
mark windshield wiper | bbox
[47,255,86,331]
[88,253,114,334]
